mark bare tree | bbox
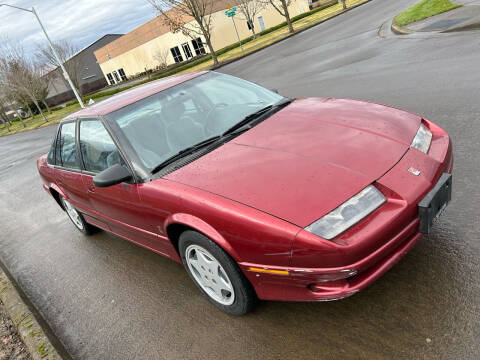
[230,0,265,38]
[0,96,12,131]
[36,40,83,95]
[1,88,27,128]
[0,43,48,122]
[153,47,170,70]
[147,0,219,65]
[263,0,294,33]
[34,65,52,113]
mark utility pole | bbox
[0,4,85,108]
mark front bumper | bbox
[240,218,422,301]
[240,119,453,302]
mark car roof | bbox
[62,70,208,121]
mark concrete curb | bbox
[213,0,373,70]
[0,267,63,360]
[391,21,414,35]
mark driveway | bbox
[1,0,479,358]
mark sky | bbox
[0,0,157,58]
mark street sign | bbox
[225,7,236,17]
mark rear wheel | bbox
[179,230,256,315]
[60,197,97,235]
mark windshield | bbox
[104,72,283,170]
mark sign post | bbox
[224,7,244,53]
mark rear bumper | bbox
[240,218,422,301]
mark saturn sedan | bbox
[37,71,453,315]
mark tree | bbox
[36,40,83,96]
[340,0,346,10]
[1,88,27,128]
[264,0,294,33]
[147,0,219,65]
[153,47,170,70]
[0,43,48,122]
[0,96,12,131]
[230,0,265,38]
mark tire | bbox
[179,230,257,315]
[60,196,98,235]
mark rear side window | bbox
[79,119,124,173]
[46,127,58,165]
[57,122,80,170]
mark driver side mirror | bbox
[93,164,132,188]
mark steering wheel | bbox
[204,103,229,135]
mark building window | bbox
[191,38,206,56]
[182,43,193,60]
[118,68,127,81]
[247,20,254,31]
[112,71,120,83]
[106,73,115,85]
[170,46,183,63]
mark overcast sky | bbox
[0,0,156,58]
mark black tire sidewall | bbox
[179,230,256,315]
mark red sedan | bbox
[37,71,453,315]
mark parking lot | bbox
[0,0,479,358]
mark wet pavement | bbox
[1,0,479,359]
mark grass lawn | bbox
[1,0,369,137]
[395,0,462,27]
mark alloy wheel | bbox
[185,244,235,305]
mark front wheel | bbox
[60,196,97,235]
[179,230,256,315]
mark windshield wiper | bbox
[222,98,293,136]
[151,98,294,175]
[151,135,222,174]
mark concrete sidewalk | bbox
[399,0,480,33]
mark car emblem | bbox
[408,167,421,176]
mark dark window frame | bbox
[106,73,115,85]
[191,38,206,56]
[170,46,183,63]
[118,68,127,81]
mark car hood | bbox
[164,98,421,227]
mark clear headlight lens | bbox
[305,185,386,240]
[411,123,432,153]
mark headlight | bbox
[305,185,386,240]
[411,123,432,153]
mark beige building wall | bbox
[210,0,310,50]
[98,31,196,78]
[97,0,310,80]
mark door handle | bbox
[87,185,95,193]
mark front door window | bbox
[79,119,124,173]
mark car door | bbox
[54,120,90,212]
[78,118,167,253]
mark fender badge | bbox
[408,167,421,176]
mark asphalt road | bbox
[1,0,479,359]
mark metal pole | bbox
[231,17,244,53]
[31,7,84,108]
